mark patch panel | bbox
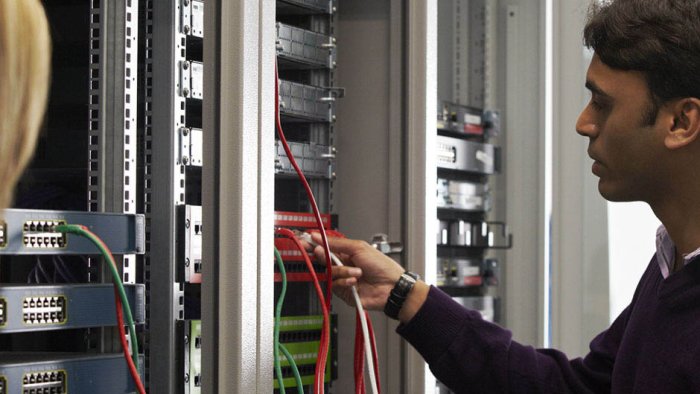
[0,284,145,333]
[274,211,331,229]
[275,141,336,179]
[437,259,483,287]
[22,369,66,394]
[178,205,203,284]
[437,178,491,211]
[274,315,337,389]
[278,80,336,122]
[22,295,66,326]
[438,102,486,136]
[276,23,336,69]
[0,353,143,393]
[436,135,499,174]
[0,209,145,255]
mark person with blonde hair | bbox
[0,0,51,211]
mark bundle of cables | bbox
[274,61,380,394]
[55,224,146,394]
[275,62,334,394]
[274,246,305,393]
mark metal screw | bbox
[185,219,191,229]
[183,88,190,97]
[181,127,189,136]
[184,335,190,344]
[184,25,191,34]
[182,156,190,165]
[184,0,190,6]
[183,61,190,70]
[184,373,190,383]
[185,258,190,267]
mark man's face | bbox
[576,54,669,203]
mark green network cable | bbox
[275,247,304,394]
[56,224,139,368]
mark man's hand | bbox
[310,232,404,311]
[309,233,430,323]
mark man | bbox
[312,0,700,392]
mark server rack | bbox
[1,2,147,393]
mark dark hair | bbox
[584,0,700,124]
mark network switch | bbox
[275,141,336,179]
[438,102,487,136]
[276,23,335,69]
[436,135,499,174]
[437,178,491,211]
[0,209,145,255]
[0,353,143,394]
[0,284,145,333]
[278,80,336,122]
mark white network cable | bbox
[298,232,379,394]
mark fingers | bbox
[310,232,371,256]
[331,265,362,280]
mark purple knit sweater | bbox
[397,256,700,393]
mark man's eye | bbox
[590,99,604,111]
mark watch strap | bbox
[384,271,419,320]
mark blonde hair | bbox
[0,0,51,210]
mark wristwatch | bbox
[384,271,419,320]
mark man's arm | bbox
[311,233,621,393]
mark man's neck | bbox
[651,194,700,272]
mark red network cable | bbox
[354,310,381,394]
[275,63,333,394]
[275,228,330,394]
[115,289,147,394]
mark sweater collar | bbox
[655,225,700,279]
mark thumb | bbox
[311,232,369,256]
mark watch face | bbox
[403,273,417,284]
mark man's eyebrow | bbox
[585,80,612,99]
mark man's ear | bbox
[665,98,700,150]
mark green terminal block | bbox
[274,315,334,389]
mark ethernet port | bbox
[22,370,66,394]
